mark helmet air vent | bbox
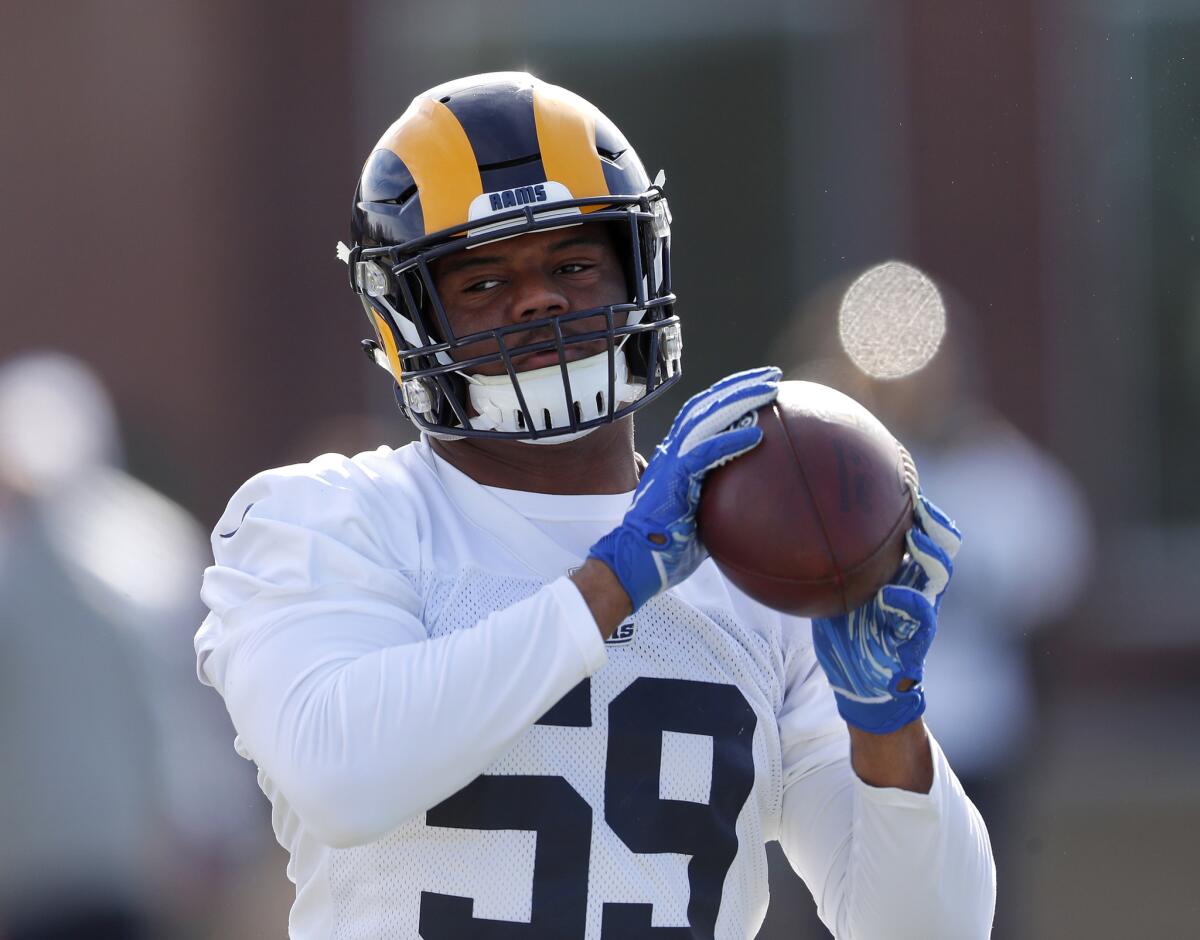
[478,153,542,172]
[375,184,418,206]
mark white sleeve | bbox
[195,463,608,849]
[776,637,996,939]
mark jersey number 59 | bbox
[418,677,756,938]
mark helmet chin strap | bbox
[463,348,645,444]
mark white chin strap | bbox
[464,348,645,444]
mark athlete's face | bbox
[430,225,628,376]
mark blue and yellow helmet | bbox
[344,72,680,443]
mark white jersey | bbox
[197,439,994,939]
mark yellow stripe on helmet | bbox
[378,98,483,235]
[532,83,610,212]
[371,308,405,380]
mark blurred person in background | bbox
[773,274,1093,938]
[0,353,262,939]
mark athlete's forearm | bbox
[570,557,632,639]
[218,578,606,848]
[780,730,995,939]
[848,718,934,793]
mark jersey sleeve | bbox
[196,458,608,848]
[775,631,996,939]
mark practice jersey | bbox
[197,440,994,939]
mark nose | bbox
[509,269,568,323]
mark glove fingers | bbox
[692,366,782,402]
[682,425,764,476]
[905,526,954,605]
[677,382,778,457]
[670,368,780,431]
[878,584,936,641]
[890,555,926,592]
[915,493,962,561]
[672,366,778,421]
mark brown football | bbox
[697,380,917,618]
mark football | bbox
[697,380,917,618]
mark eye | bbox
[557,262,593,275]
[464,277,502,293]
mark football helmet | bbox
[342,72,681,443]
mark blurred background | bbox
[2,0,1198,937]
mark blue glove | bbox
[589,367,781,612]
[810,494,962,735]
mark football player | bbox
[197,72,994,938]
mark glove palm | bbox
[590,367,781,612]
[811,495,962,734]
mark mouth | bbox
[513,349,564,370]
[511,338,605,372]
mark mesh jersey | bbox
[197,440,994,939]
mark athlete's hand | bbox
[810,494,962,735]
[589,367,781,612]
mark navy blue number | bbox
[419,775,591,937]
[601,678,757,938]
[418,678,755,938]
